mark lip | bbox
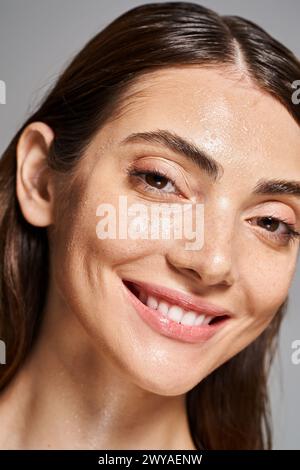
[122,278,232,344]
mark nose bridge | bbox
[205,195,234,250]
[180,195,238,285]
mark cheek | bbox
[241,247,297,321]
[93,200,178,265]
[50,198,173,309]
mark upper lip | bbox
[123,279,233,318]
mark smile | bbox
[122,279,232,344]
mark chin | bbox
[128,366,204,397]
[104,340,212,397]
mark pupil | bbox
[146,174,167,189]
[260,216,279,232]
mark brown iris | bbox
[145,173,169,189]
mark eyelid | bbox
[127,167,185,200]
[249,214,300,247]
[127,156,193,193]
[249,201,297,226]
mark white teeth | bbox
[194,314,206,326]
[140,289,215,326]
[168,305,184,322]
[146,296,158,310]
[181,311,197,326]
[203,315,213,325]
[157,301,170,316]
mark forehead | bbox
[96,67,300,176]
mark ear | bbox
[16,121,55,227]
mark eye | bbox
[250,215,300,246]
[143,171,176,192]
[127,167,182,196]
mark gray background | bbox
[0,0,299,449]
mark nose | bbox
[166,203,238,288]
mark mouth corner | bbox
[122,279,141,297]
[122,278,134,290]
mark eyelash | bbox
[126,167,181,197]
[126,167,300,246]
[250,215,300,246]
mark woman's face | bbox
[49,67,300,395]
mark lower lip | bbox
[122,280,229,344]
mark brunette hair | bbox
[0,1,299,449]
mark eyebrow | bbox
[120,129,300,198]
[253,179,300,198]
[120,129,223,181]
